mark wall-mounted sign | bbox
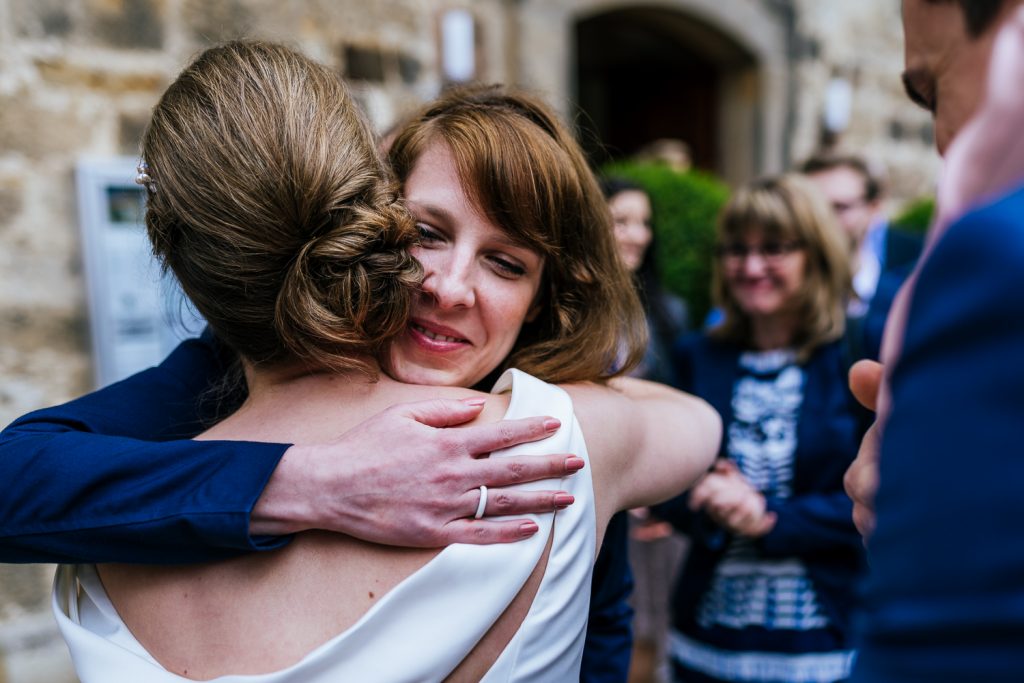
[441,8,476,82]
[76,158,204,388]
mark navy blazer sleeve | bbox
[581,511,634,683]
[0,334,289,564]
[853,186,1024,682]
[758,491,858,558]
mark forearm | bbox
[622,391,721,511]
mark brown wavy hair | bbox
[141,41,421,376]
[710,174,852,361]
[387,85,646,384]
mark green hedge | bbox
[890,196,935,235]
[603,161,730,325]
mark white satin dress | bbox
[53,369,597,682]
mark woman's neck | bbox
[199,356,395,445]
[748,313,798,351]
[243,357,380,397]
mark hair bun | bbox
[277,187,421,373]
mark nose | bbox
[739,252,768,277]
[419,250,476,309]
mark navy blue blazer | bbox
[852,185,1024,682]
[0,332,632,682]
[657,334,867,642]
[862,228,924,360]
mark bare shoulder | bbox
[375,381,511,426]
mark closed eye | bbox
[488,255,526,278]
[415,222,444,245]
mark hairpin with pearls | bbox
[135,161,157,194]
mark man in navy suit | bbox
[845,0,1024,680]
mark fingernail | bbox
[544,418,561,432]
[565,456,585,472]
[519,522,539,537]
[554,493,575,508]
[462,397,486,407]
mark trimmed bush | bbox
[891,196,935,235]
[603,161,729,325]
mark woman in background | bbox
[604,177,689,386]
[658,175,866,683]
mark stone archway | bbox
[515,0,792,184]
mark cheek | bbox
[613,228,630,250]
[411,246,448,295]
[489,280,542,342]
[638,226,654,250]
[936,63,987,155]
[410,245,434,273]
[783,263,809,300]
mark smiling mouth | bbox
[411,322,469,344]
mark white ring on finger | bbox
[474,485,488,519]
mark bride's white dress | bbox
[53,369,597,682]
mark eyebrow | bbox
[901,69,934,112]
[407,200,454,225]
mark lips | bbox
[408,318,471,352]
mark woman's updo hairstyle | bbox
[141,41,420,375]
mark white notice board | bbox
[76,158,205,388]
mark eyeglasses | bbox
[830,197,869,214]
[715,241,804,265]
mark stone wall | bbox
[789,0,941,204]
[0,1,940,680]
[0,2,495,678]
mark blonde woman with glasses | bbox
[656,175,868,683]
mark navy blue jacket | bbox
[861,227,925,361]
[852,185,1024,682]
[0,332,632,681]
[657,334,867,642]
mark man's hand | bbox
[844,359,884,540]
[251,398,582,546]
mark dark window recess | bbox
[344,45,385,83]
[398,53,421,84]
[889,120,905,141]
